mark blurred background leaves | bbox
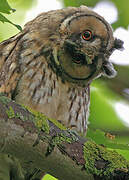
[0,0,129,170]
[0,0,37,41]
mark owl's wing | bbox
[0,33,24,98]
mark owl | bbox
[0,6,123,134]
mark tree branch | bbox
[0,95,129,180]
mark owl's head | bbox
[25,6,123,87]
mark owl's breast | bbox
[15,56,89,134]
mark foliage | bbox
[42,174,58,180]
[0,0,22,31]
[0,0,15,14]
[89,81,128,131]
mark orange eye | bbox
[82,30,92,41]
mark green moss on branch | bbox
[83,141,129,179]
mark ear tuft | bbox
[114,38,124,50]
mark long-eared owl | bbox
[0,6,123,134]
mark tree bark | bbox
[0,94,129,180]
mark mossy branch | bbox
[0,95,129,180]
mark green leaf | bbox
[42,174,58,180]
[0,0,15,14]
[0,13,22,31]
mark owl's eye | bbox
[82,30,92,41]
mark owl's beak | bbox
[64,39,93,65]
